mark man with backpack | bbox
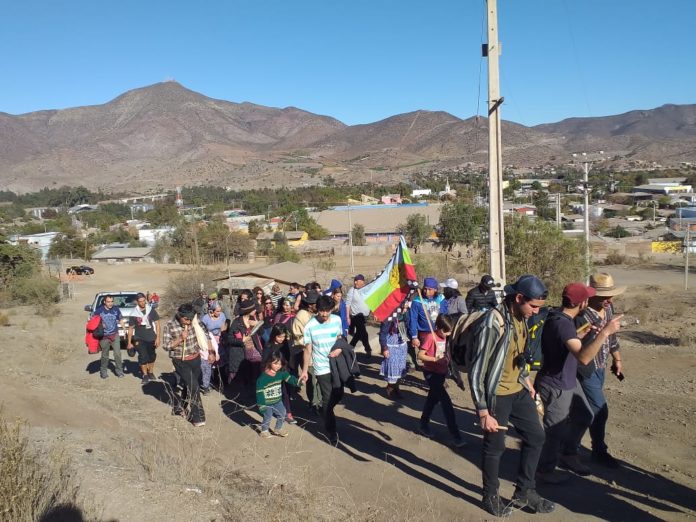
[467,275,554,517]
[535,282,623,481]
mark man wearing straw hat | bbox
[575,272,626,468]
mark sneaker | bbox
[592,450,621,468]
[192,421,206,427]
[259,430,272,438]
[115,370,125,378]
[559,454,591,476]
[328,432,339,445]
[100,370,108,379]
[512,488,555,513]
[285,414,298,425]
[141,375,149,385]
[200,387,210,395]
[482,494,513,517]
[418,425,433,439]
[272,428,289,437]
[452,436,467,448]
[536,469,571,484]
[148,373,157,382]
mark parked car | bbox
[66,265,94,275]
[85,291,140,350]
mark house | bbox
[8,232,59,260]
[139,227,175,246]
[503,203,537,216]
[411,189,432,198]
[255,230,309,246]
[381,194,402,205]
[68,204,99,214]
[632,184,693,196]
[91,247,154,263]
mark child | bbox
[379,312,408,399]
[256,352,303,438]
[417,314,466,447]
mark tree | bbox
[605,226,631,238]
[351,224,366,246]
[48,234,94,260]
[0,243,41,286]
[145,203,181,228]
[397,214,432,253]
[497,216,585,300]
[436,202,486,251]
[247,220,263,239]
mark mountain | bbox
[0,82,694,193]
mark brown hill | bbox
[0,83,694,193]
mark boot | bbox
[392,383,404,399]
[386,384,395,399]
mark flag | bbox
[362,236,418,321]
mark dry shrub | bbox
[623,294,651,325]
[0,407,94,522]
[162,268,219,317]
[603,251,626,265]
[0,312,9,327]
[8,274,61,307]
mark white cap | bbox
[439,277,459,290]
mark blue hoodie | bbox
[408,293,446,339]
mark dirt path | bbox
[1,262,695,521]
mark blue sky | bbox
[1,0,693,126]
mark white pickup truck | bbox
[84,292,141,348]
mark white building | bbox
[8,232,59,260]
[138,227,175,246]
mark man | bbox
[161,303,207,427]
[576,272,626,468]
[93,295,126,379]
[466,274,499,312]
[468,275,553,517]
[535,282,623,481]
[408,277,445,351]
[301,295,345,444]
[127,292,160,384]
[292,290,320,413]
[346,274,372,357]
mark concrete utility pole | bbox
[572,151,604,280]
[485,0,506,285]
[555,193,562,228]
[347,204,355,274]
[685,227,690,291]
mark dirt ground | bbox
[1,260,695,521]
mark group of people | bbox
[89,270,626,518]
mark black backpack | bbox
[525,306,550,371]
[92,318,104,340]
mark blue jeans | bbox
[579,368,609,453]
[200,358,212,389]
[261,402,287,432]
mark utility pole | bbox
[572,151,604,281]
[685,227,690,291]
[347,204,355,274]
[555,193,562,228]
[485,0,506,285]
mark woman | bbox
[252,286,266,316]
[261,296,276,344]
[226,299,264,387]
[200,303,227,393]
[263,324,297,424]
[273,298,296,327]
[379,312,408,399]
[331,287,349,338]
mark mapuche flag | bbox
[362,236,417,321]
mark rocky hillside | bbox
[1,82,694,193]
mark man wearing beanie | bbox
[408,277,446,350]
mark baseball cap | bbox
[423,277,439,289]
[504,275,548,300]
[480,275,495,288]
[439,278,459,290]
[562,282,597,306]
[354,274,365,281]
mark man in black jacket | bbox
[465,275,499,312]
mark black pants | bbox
[134,339,156,365]
[482,389,545,497]
[349,313,372,353]
[316,373,344,436]
[172,357,205,424]
[421,371,459,437]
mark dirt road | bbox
[1,262,694,521]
